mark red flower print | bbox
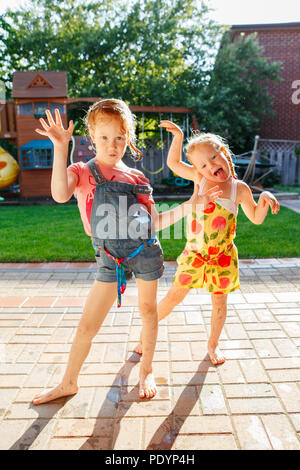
[182,249,189,256]
[191,219,202,234]
[203,273,207,283]
[208,246,220,256]
[208,259,217,265]
[204,202,216,214]
[212,216,226,231]
[178,273,192,286]
[212,275,217,285]
[218,253,231,267]
[192,257,204,268]
[230,224,236,235]
[219,277,230,289]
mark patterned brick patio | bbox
[0,259,300,450]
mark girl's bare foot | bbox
[32,383,79,405]
[208,342,226,366]
[134,342,143,355]
[139,369,157,399]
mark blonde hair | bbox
[186,131,237,178]
[84,98,143,161]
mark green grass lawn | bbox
[0,202,300,262]
[273,185,300,194]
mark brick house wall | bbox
[230,23,300,141]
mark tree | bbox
[195,32,282,153]
[0,0,223,106]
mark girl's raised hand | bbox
[260,191,280,214]
[158,120,183,137]
[201,185,223,209]
[35,109,74,148]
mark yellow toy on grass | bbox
[0,146,20,189]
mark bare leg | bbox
[32,281,117,405]
[134,284,189,355]
[207,293,227,366]
[135,278,161,399]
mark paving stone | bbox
[232,415,272,450]
[54,418,114,437]
[218,360,246,384]
[47,437,111,450]
[174,434,238,450]
[239,359,270,383]
[261,414,300,449]
[251,339,280,358]
[224,383,275,398]
[228,397,283,414]
[144,416,174,450]
[171,386,201,416]
[273,382,300,412]
[170,341,192,361]
[272,338,300,357]
[290,414,300,432]
[112,417,144,449]
[88,387,121,418]
[0,388,19,417]
[0,419,30,450]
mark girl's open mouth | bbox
[214,168,224,177]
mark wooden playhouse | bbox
[12,71,68,197]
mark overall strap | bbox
[230,177,238,205]
[198,177,206,194]
[86,158,106,184]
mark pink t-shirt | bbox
[68,161,155,236]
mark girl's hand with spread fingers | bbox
[188,182,223,211]
[35,109,74,148]
[159,120,183,138]
[260,191,280,215]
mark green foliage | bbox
[0,0,222,105]
[0,1,282,152]
[195,32,282,154]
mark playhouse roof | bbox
[13,71,68,99]
[21,139,54,149]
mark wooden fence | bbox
[257,139,300,185]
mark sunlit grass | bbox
[0,203,299,261]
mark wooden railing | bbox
[257,139,300,185]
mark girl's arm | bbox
[159,120,196,181]
[148,183,223,232]
[238,181,280,224]
[35,109,76,203]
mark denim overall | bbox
[87,158,164,307]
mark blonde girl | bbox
[135,121,280,365]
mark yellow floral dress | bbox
[173,177,240,294]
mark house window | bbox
[18,103,33,115]
[34,102,48,119]
[20,140,53,169]
[50,102,66,114]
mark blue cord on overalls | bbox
[93,238,155,307]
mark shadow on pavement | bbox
[146,357,211,450]
[79,352,140,450]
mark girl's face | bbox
[89,115,128,167]
[189,143,231,182]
